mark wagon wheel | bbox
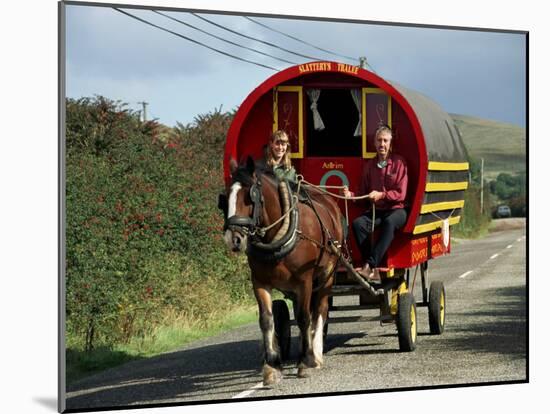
[397,292,417,352]
[272,299,291,361]
[428,281,446,334]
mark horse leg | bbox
[253,283,283,386]
[311,279,332,367]
[295,277,317,378]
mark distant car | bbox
[496,205,512,218]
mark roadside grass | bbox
[450,183,492,240]
[453,220,491,239]
[66,305,258,385]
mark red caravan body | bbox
[223,61,469,268]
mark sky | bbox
[65,3,526,128]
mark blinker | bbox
[223,178,264,236]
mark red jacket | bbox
[358,153,408,210]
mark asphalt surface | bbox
[65,220,527,410]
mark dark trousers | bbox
[352,208,407,268]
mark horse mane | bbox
[232,163,279,189]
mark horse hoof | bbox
[263,366,282,386]
[263,374,282,386]
[303,354,320,369]
[297,366,310,378]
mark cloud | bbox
[67,5,226,79]
[64,4,526,127]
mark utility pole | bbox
[138,101,149,122]
[480,157,484,215]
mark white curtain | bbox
[351,89,362,136]
[306,89,325,131]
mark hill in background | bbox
[451,114,526,180]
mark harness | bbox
[224,174,300,261]
[224,178,265,237]
[224,171,358,272]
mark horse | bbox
[220,156,345,385]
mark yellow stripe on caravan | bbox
[428,161,470,171]
[425,182,468,192]
[413,216,461,235]
[420,200,465,214]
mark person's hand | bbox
[367,190,385,202]
[342,186,354,198]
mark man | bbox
[343,125,408,281]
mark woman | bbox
[256,130,297,183]
[343,125,408,281]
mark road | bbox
[66,221,527,410]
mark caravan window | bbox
[305,88,362,157]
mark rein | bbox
[297,175,376,235]
[256,188,300,237]
[227,172,376,262]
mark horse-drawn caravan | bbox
[220,61,468,385]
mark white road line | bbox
[517,238,522,242]
[459,238,519,280]
[459,270,473,279]
[232,381,265,399]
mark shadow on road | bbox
[66,329,367,410]
[444,284,527,360]
[66,282,526,411]
[66,337,262,410]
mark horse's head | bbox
[219,157,263,253]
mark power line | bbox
[113,8,279,72]
[244,16,357,64]
[191,13,323,62]
[152,10,298,65]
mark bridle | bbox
[223,175,265,238]
[219,166,303,261]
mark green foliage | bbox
[451,144,492,237]
[489,172,526,199]
[453,183,492,238]
[65,96,250,353]
[488,172,526,216]
[508,195,527,217]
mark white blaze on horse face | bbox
[227,182,242,218]
[312,315,324,366]
[224,182,243,250]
